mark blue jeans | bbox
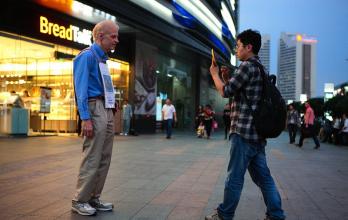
[164,119,173,137]
[217,134,285,220]
[123,119,130,134]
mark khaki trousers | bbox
[74,99,115,202]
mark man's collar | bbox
[247,55,260,62]
[91,43,108,61]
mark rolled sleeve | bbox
[73,53,92,120]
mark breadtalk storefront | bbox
[0,0,130,135]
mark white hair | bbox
[92,20,119,42]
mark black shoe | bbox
[314,145,320,149]
[296,144,302,148]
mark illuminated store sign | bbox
[39,16,92,46]
[35,0,116,24]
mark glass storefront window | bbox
[156,54,195,129]
[0,32,129,134]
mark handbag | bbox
[301,124,313,138]
[213,120,218,129]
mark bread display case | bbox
[29,92,77,133]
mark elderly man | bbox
[72,20,119,216]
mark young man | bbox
[162,98,177,139]
[206,29,285,220]
[297,101,320,149]
[287,103,300,144]
[341,113,348,145]
[121,99,133,136]
[72,20,119,216]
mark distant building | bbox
[259,34,270,72]
[277,32,317,103]
[324,83,335,102]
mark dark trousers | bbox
[164,119,173,138]
[77,115,82,136]
[342,133,348,145]
[333,128,341,145]
[287,124,297,143]
[224,120,230,139]
[204,120,212,137]
[299,125,320,147]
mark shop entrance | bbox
[0,32,130,135]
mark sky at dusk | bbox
[239,0,348,96]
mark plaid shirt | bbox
[223,56,265,144]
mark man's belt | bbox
[88,95,105,101]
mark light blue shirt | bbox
[73,43,108,120]
[122,104,133,120]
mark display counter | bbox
[0,107,29,135]
[29,115,77,133]
[0,93,29,135]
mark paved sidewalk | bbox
[0,131,348,220]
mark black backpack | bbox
[243,61,287,138]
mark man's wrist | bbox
[82,119,91,122]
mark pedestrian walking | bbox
[204,104,215,139]
[296,101,320,149]
[206,29,285,220]
[121,99,132,136]
[332,116,342,145]
[287,103,300,144]
[195,105,205,130]
[162,98,177,139]
[341,113,348,145]
[196,121,205,138]
[72,20,119,216]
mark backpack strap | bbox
[241,61,267,113]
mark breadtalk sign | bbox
[39,16,92,46]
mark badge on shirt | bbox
[98,62,115,108]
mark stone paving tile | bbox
[191,182,216,193]
[0,213,18,220]
[118,179,154,190]
[167,206,203,220]
[119,189,161,204]
[178,192,211,208]
[24,199,72,219]
[132,204,176,220]
[150,191,187,206]
[141,176,177,191]
[4,196,62,217]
